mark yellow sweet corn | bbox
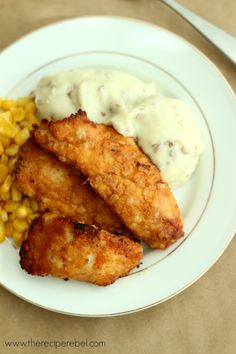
[0,221,5,242]
[18,121,28,129]
[0,209,8,222]
[0,142,4,155]
[5,200,20,213]
[14,128,30,145]
[0,111,19,138]
[15,97,31,107]
[8,157,18,173]
[30,199,38,212]
[25,102,36,114]
[12,230,24,245]
[0,175,13,194]
[0,154,8,165]
[11,107,26,122]
[22,198,31,208]
[5,221,13,236]
[13,219,28,232]
[27,212,39,224]
[5,144,19,156]
[0,164,8,184]
[1,100,15,111]
[0,97,39,246]
[0,136,11,148]
[9,210,16,221]
[0,192,11,201]
[26,113,38,129]
[16,205,32,219]
[11,184,22,201]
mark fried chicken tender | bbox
[20,213,143,286]
[14,139,127,234]
[33,111,184,249]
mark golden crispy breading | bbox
[20,213,143,286]
[33,111,184,249]
[14,139,127,234]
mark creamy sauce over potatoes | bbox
[34,69,203,188]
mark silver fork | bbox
[161,0,236,65]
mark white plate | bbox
[0,16,236,317]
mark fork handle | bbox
[161,0,236,65]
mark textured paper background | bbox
[0,1,235,353]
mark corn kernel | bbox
[13,218,28,232]
[0,221,5,242]
[0,142,3,155]
[0,164,8,184]
[0,111,19,138]
[12,230,24,245]
[27,120,38,131]
[14,128,30,146]
[11,107,26,122]
[0,154,8,165]
[27,212,39,224]
[23,230,28,241]
[16,206,32,219]
[5,221,13,236]
[0,192,11,201]
[0,136,11,148]
[0,110,12,120]
[26,112,38,127]
[5,144,19,156]
[11,184,22,201]
[30,198,38,212]
[0,209,8,222]
[0,97,3,108]
[0,174,13,194]
[5,200,20,213]
[15,97,31,107]
[19,121,28,129]
[8,157,18,173]
[9,210,16,221]
[1,99,15,111]
[22,198,31,208]
[25,102,36,114]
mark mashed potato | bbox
[34,69,203,188]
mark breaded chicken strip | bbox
[14,139,127,234]
[20,213,143,286]
[33,111,184,249]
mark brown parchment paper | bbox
[0,1,235,353]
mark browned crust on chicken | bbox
[20,213,143,286]
[33,111,184,249]
[14,139,128,235]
